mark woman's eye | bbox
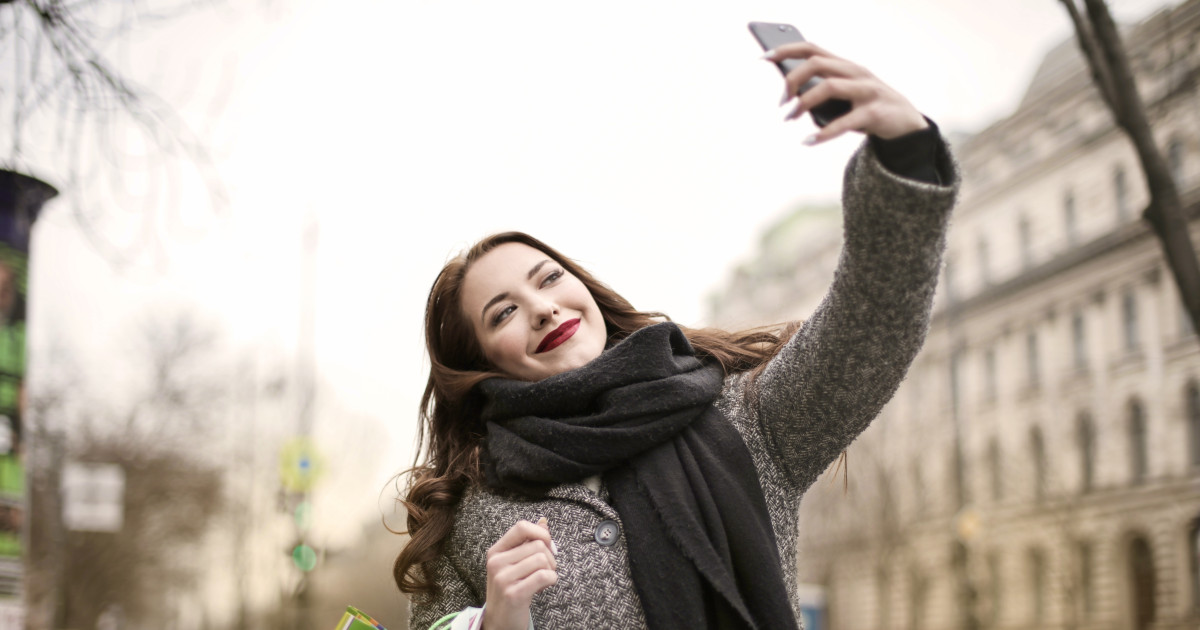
[492,305,516,326]
[541,270,564,287]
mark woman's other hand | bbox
[482,519,558,630]
[766,42,928,145]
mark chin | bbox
[525,354,588,381]
[560,356,594,374]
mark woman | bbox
[396,42,959,630]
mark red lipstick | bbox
[536,318,580,354]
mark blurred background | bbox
[2,0,1198,628]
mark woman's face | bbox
[460,242,607,381]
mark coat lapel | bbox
[546,482,621,521]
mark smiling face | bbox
[459,242,608,381]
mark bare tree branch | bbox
[1058,0,1200,333]
[1059,0,1122,115]
[2,0,234,271]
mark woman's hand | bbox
[482,519,558,630]
[765,42,928,145]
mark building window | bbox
[912,460,926,515]
[1072,309,1088,370]
[988,438,1003,501]
[1030,548,1047,622]
[1123,289,1140,352]
[877,566,890,628]
[1018,215,1033,269]
[977,237,991,286]
[1189,520,1200,612]
[1031,426,1047,501]
[1078,412,1096,493]
[984,347,997,402]
[1064,189,1078,246]
[987,552,1002,626]
[1169,137,1185,184]
[909,568,928,630]
[1187,381,1200,468]
[950,348,965,419]
[1026,331,1040,389]
[1129,398,1148,484]
[1078,541,1095,620]
[951,446,967,509]
[1128,536,1157,628]
[1115,164,1130,220]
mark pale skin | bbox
[771,41,930,143]
[464,42,929,630]
[459,242,608,383]
[481,519,558,630]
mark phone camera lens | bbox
[778,25,789,31]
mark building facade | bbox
[709,3,1200,629]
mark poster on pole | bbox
[0,241,27,561]
[0,172,48,582]
[0,171,55,619]
[0,599,22,630]
[61,463,125,533]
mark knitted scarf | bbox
[477,322,797,630]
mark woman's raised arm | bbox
[750,44,960,491]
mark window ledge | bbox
[1062,366,1091,389]
[1166,334,1199,362]
[1111,350,1146,374]
[1018,383,1043,401]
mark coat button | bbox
[594,520,620,546]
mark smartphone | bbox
[748,22,852,127]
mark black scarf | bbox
[478,322,797,630]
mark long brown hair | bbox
[393,231,799,595]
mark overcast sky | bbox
[20,0,1179,537]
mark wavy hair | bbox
[393,231,799,595]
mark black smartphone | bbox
[748,22,852,127]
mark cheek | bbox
[569,281,600,313]
[484,328,530,369]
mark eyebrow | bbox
[479,259,553,324]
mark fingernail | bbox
[780,90,793,107]
[803,134,819,146]
[761,49,776,60]
[537,517,548,527]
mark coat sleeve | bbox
[408,553,483,630]
[751,135,959,492]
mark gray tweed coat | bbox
[409,138,960,629]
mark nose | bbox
[530,296,559,329]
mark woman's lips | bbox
[536,318,580,354]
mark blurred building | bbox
[704,202,842,330]
[708,2,1200,629]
